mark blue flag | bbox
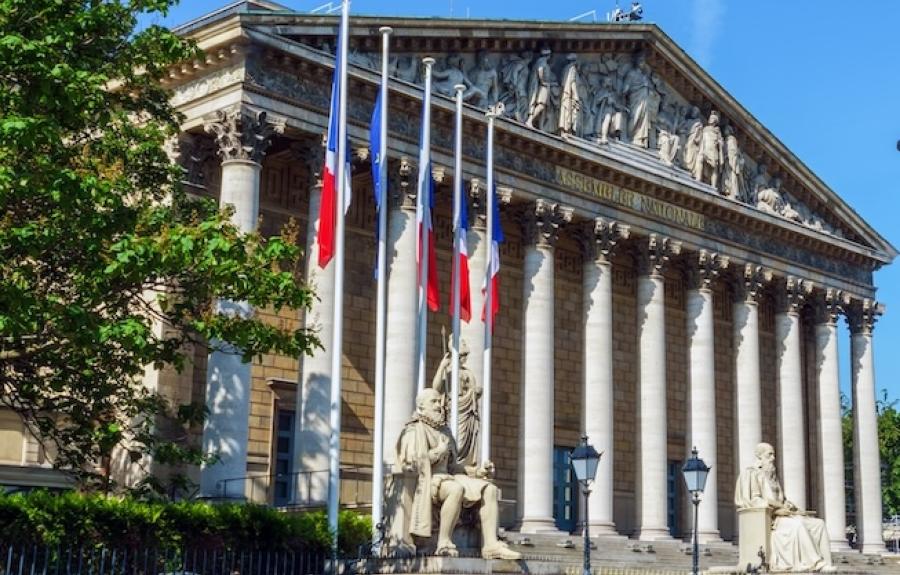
[371,90,384,277]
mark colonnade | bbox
[193,114,886,554]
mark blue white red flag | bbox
[482,184,504,326]
[451,190,471,322]
[317,33,352,269]
[417,161,439,311]
[370,90,384,277]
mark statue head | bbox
[476,50,492,70]
[754,442,776,474]
[723,124,733,137]
[539,47,552,60]
[416,388,446,425]
[707,110,720,126]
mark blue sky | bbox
[155,0,900,404]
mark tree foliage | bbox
[0,0,317,491]
[842,390,900,521]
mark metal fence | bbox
[0,545,329,575]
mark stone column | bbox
[775,276,812,509]
[732,264,771,473]
[200,107,284,498]
[635,234,681,541]
[383,158,417,464]
[291,136,333,504]
[847,299,887,555]
[518,199,572,534]
[686,250,727,543]
[814,289,851,551]
[460,179,487,389]
[580,218,629,536]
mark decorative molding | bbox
[636,234,682,277]
[468,178,486,230]
[846,298,883,336]
[521,199,573,249]
[171,64,245,107]
[686,250,729,291]
[203,107,284,163]
[388,156,415,210]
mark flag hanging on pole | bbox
[482,185,504,326]
[416,106,439,312]
[317,33,352,269]
[370,90,384,277]
[451,192,471,322]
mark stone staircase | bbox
[349,532,900,574]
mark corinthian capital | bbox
[815,288,849,326]
[577,218,630,263]
[687,250,730,291]
[388,156,415,210]
[732,263,772,303]
[204,107,285,163]
[776,276,814,315]
[847,298,883,335]
[289,133,326,188]
[521,199,574,249]
[636,234,682,277]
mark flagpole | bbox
[371,24,391,547]
[327,0,350,561]
[481,105,500,466]
[415,57,435,394]
[450,83,465,441]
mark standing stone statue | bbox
[679,105,703,169]
[499,51,532,122]
[432,338,482,466]
[558,53,582,136]
[735,443,834,572]
[691,110,725,187]
[525,48,559,132]
[468,50,500,108]
[721,125,747,200]
[622,52,655,147]
[591,75,628,144]
[386,388,521,560]
[656,98,681,165]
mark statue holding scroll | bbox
[432,338,481,466]
[385,388,520,560]
[735,443,834,572]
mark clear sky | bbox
[154,0,900,404]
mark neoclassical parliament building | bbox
[0,0,895,556]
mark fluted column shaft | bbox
[459,181,488,409]
[384,160,417,464]
[581,219,627,536]
[775,278,809,509]
[200,108,282,499]
[814,292,850,551]
[849,301,886,555]
[733,265,768,474]
[686,251,725,543]
[293,166,333,504]
[636,235,679,541]
[519,200,571,534]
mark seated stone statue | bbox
[735,443,834,572]
[384,388,520,560]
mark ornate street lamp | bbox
[682,447,711,575]
[571,436,602,575]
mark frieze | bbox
[171,64,245,107]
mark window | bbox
[273,410,295,507]
[553,445,578,533]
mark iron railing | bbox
[0,545,328,575]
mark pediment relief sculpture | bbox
[336,44,845,238]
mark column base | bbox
[698,530,723,544]
[519,517,564,535]
[636,526,674,541]
[829,539,853,553]
[583,521,623,538]
[859,542,887,555]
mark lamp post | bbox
[571,435,602,575]
[682,446,710,575]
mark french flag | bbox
[482,185,504,326]
[317,34,351,269]
[451,190,471,322]
[417,161,439,311]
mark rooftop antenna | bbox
[568,9,597,22]
[311,1,342,14]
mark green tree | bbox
[842,391,900,521]
[0,0,316,492]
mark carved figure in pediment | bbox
[679,105,703,169]
[432,55,483,101]
[780,194,803,223]
[389,55,420,83]
[689,110,725,188]
[591,75,628,144]
[468,50,499,108]
[348,49,376,71]
[656,97,680,165]
[756,176,784,215]
[647,72,666,148]
[622,52,656,147]
[499,51,532,122]
[558,53,583,136]
[748,162,770,204]
[526,48,559,132]
[721,125,748,201]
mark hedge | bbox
[0,491,371,555]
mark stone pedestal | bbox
[737,507,772,572]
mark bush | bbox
[0,491,371,555]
